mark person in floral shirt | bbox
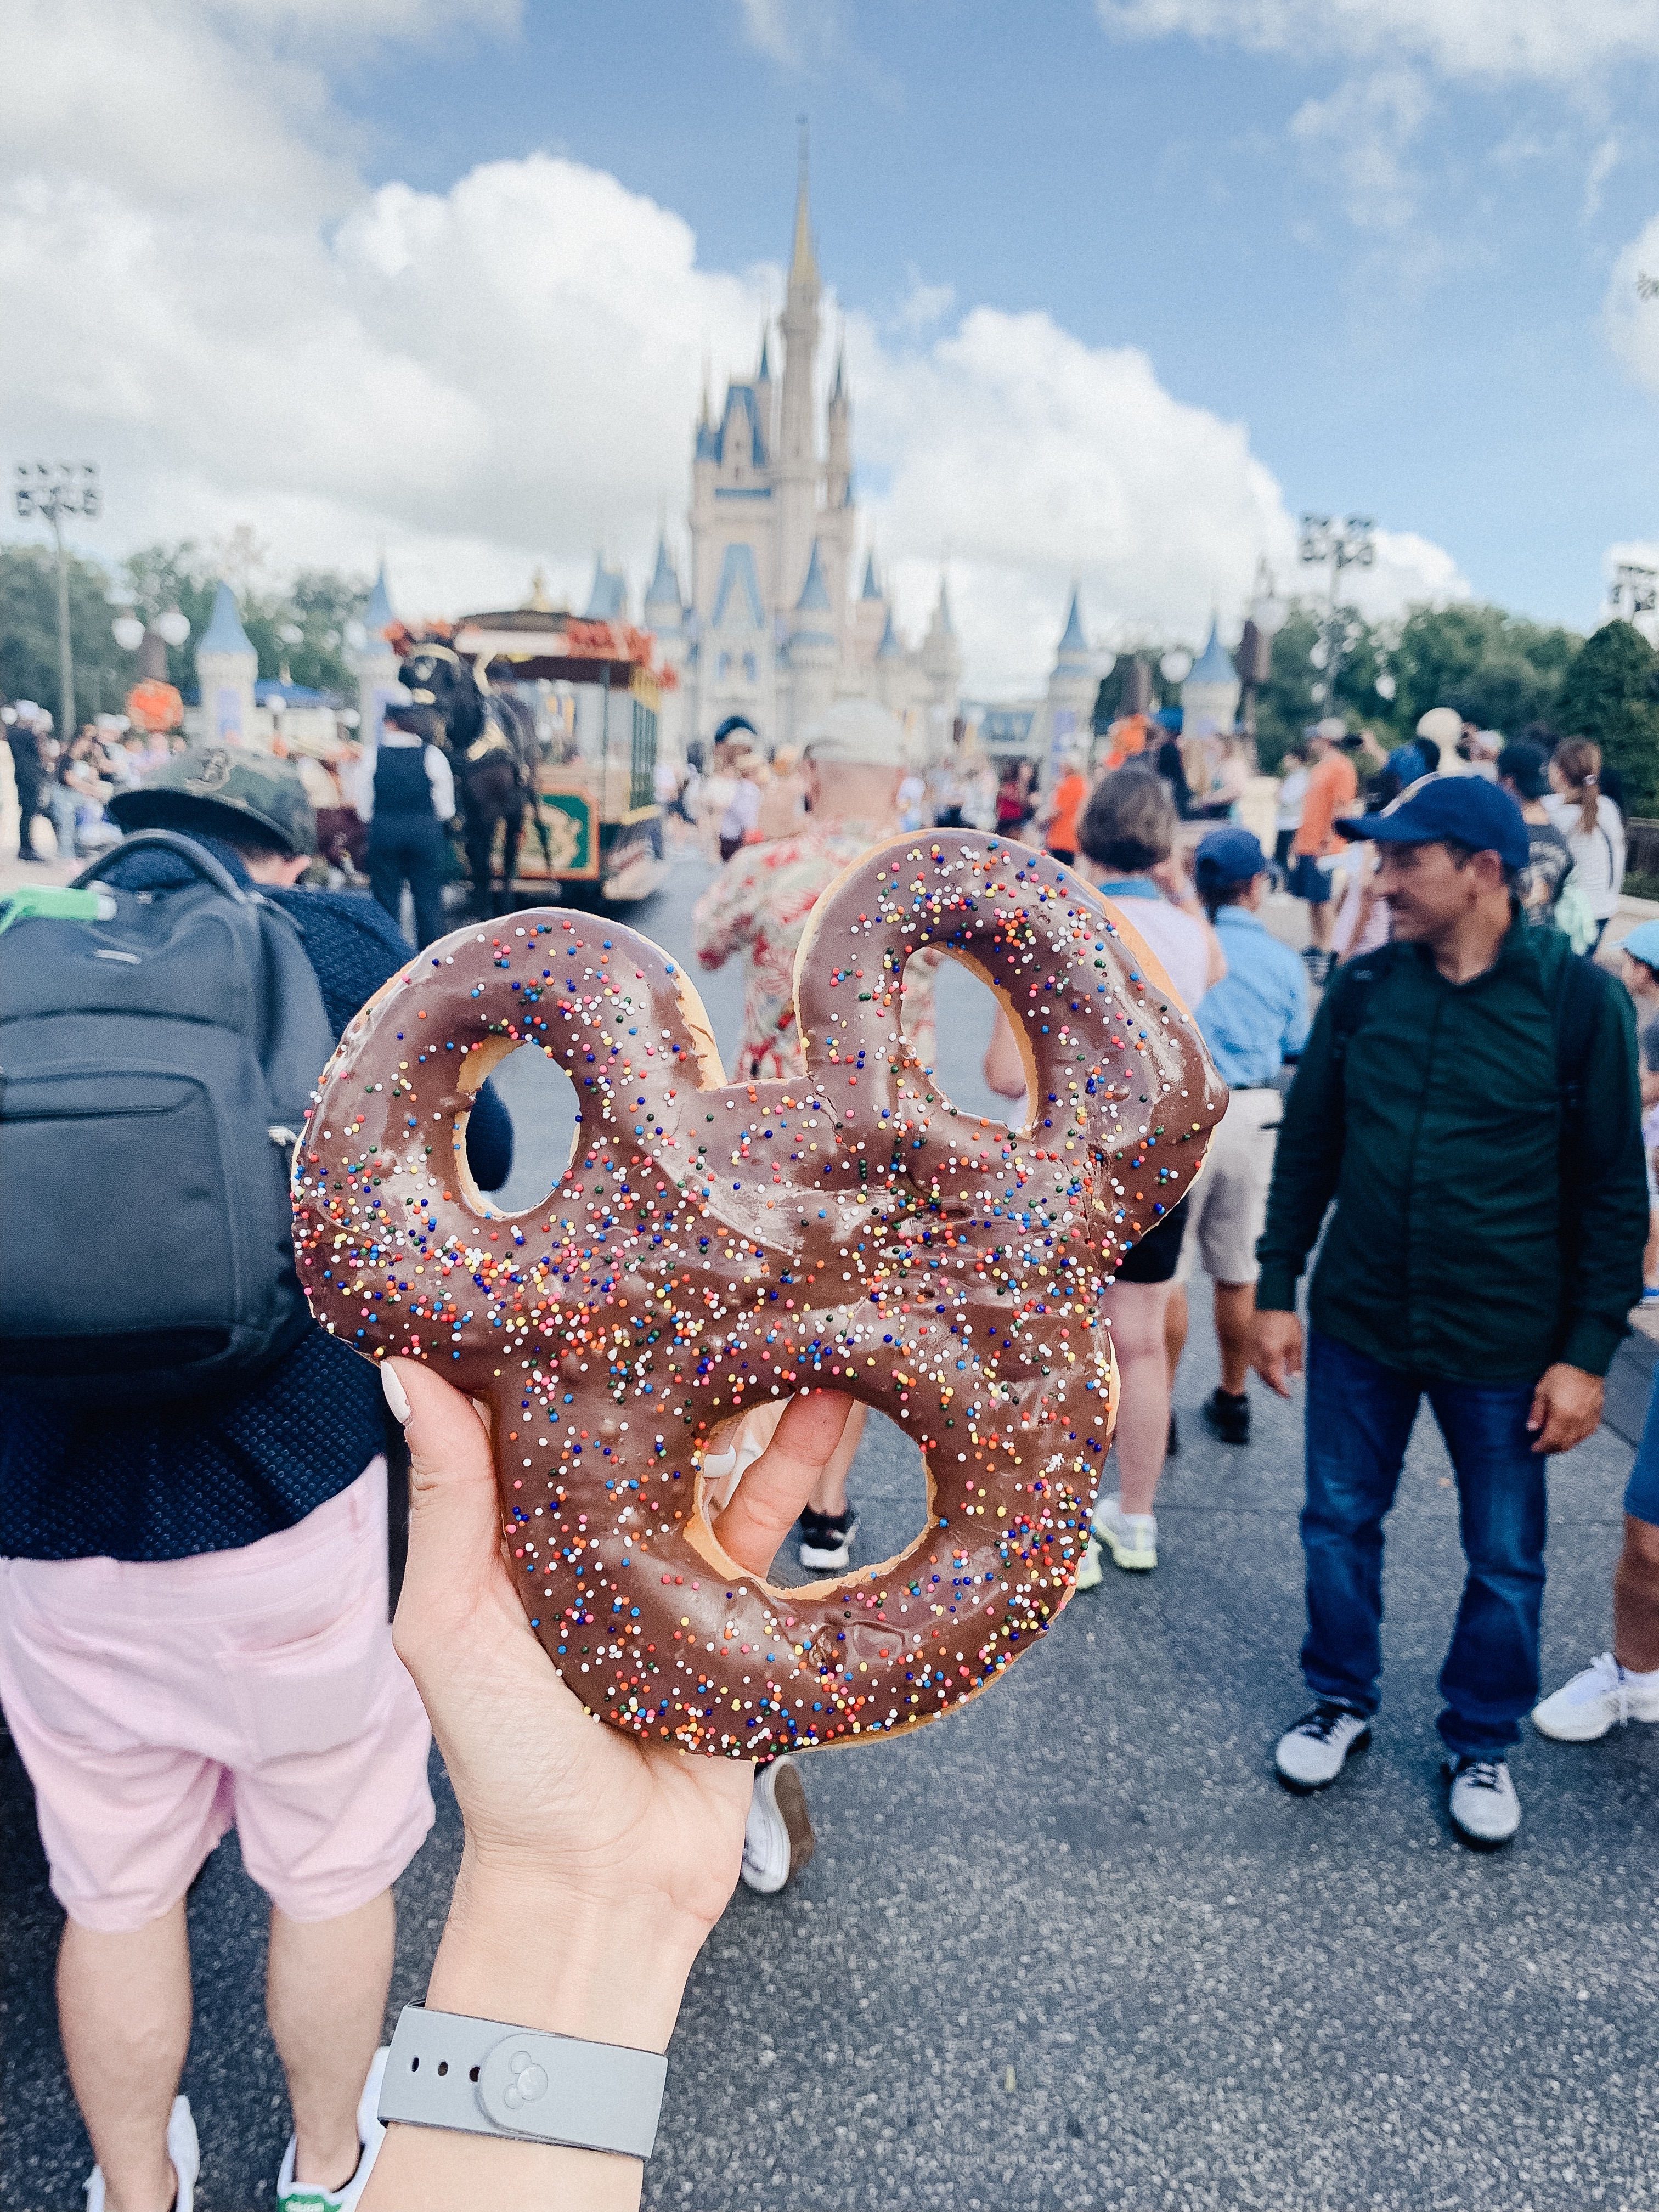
[692,698,939,1080]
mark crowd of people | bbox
[1,681,1656,2208]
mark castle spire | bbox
[790,115,817,293]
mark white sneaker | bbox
[740,1753,815,1894]
[1074,1537,1104,1590]
[1274,1703,1371,1792]
[276,2046,388,2211]
[1093,1495,1156,1571]
[86,2094,199,2212]
[1447,1754,1521,1849]
[1533,1651,1659,1742]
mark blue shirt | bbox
[1195,906,1310,1088]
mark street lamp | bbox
[1299,512,1374,709]
[1609,562,1658,627]
[112,602,191,680]
[15,461,100,736]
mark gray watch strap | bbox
[379,2004,667,2157]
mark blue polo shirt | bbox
[1196,906,1310,1087]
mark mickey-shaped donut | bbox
[292,832,1226,1757]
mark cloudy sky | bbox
[7,0,1659,692]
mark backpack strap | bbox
[1327,940,1402,1068]
[73,829,249,902]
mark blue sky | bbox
[10,0,1659,689]
[346,0,1659,633]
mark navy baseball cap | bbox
[1194,826,1268,893]
[1336,773,1530,872]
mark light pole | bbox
[15,462,100,737]
[1298,513,1374,713]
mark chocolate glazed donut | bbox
[292,832,1226,1757]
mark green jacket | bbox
[1256,919,1646,1383]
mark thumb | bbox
[387,1358,505,1621]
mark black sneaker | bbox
[798,1508,857,1572]
[1201,1387,1250,1446]
[1166,1410,1179,1457]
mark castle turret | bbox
[784,538,838,735]
[1180,616,1241,739]
[643,534,689,766]
[920,573,963,758]
[1038,585,1096,770]
[196,580,258,747]
[852,550,887,670]
[351,560,400,748]
[776,123,821,619]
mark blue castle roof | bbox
[644,535,681,614]
[795,540,831,614]
[1187,617,1237,687]
[1056,588,1088,662]
[711,541,765,632]
[584,557,628,622]
[705,382,768,471]
[860,552,882,601]
[364,562,395,635]
[198,581,253,658]
[876,609,904,661]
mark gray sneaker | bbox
[1446,1754,1520,1849]
[740,1756,816,1894]
[1274,1703,1371,1793]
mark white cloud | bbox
[2,0,1467,695]
[1096,0,1659,85]
[1605,216,1659,402]
[1288,68,1431,234]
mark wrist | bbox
[425,1846,709,2053]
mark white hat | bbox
[1313,716,1346,742]
[14,699,41,719]
[800,697,908,769]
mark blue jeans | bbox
[1301,1329,1548,1757]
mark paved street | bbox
[4,847,1658,2209]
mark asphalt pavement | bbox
[3,847,1657,2210]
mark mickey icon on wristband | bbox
[500,2055,549,2112]
[294,831,1225,1756]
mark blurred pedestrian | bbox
[1272,742,1310,879]
[995,758,1034,839]
[8,703,55,861]
[988,769,1218,1580]
[1533,1362,1659,1745]
[351,698,455,948]
[718,749,763,861]
[1254,774,1646,1848]
[1546,738,1625,952]
[0,751,515,2211]
[757,745,805,840]
[1286,718,1357,984]
[1039,751,1090,866]
[1166,827,1309,1448]
[1497,741,1576,935]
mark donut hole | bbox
[705,1400,932,1591]
[921,950,1028,1132]
[464,1042,582,1216]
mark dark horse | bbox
[398,642,550,916]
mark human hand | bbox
[365,1365,855,2210]
[1526,1363,1604,1455]
[1251,1310,1304,1398]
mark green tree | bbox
[1251,607,1324,771]
[119,541,218,692]
[0,542,132,727]
[1554,619,1659,816]
[1390,603,1580,738]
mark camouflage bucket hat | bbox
[108,744,319,857]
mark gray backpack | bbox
[0,832,335,1406]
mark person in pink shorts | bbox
[0,758,515,2212]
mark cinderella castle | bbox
[635,143,963,758]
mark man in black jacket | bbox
[1252,775,1645,1849]
[0,753,510,2212]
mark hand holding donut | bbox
[293,832,1226,1757]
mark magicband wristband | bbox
[379,2004,667,2157]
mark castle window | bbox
[743,653,758,684]
[717,652,731,681]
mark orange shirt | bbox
[1047,771,1088,854]
[1293,754,1358,857]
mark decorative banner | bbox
[125,679,184,733]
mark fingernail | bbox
[381,1363,411,1425]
